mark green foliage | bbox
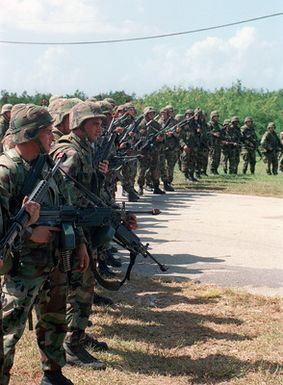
[1,82,282,137]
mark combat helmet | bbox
[185,109,194,115]
[231,116,240,123]
[10,104,54,144]
[52,98,80,127]
[69,101,105,130]
[0,104,13,115]
[210,110,219,119]
[143,106,155,116]
[223,119,231,126]
[97,100,113,115]
[175,114,184,122]
[244,116,253,123]
[267,122,276,129]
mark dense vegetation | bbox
[1,81,283,136]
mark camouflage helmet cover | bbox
[51,98,80,126]
[104,98,116,107]
[1,104,13,115]
[69,101,105,130]
[210,110,219,118]
[10,104,54,144]
[244,116,253,123]
[185,109,194,115]
[97,100,113,115]
[175,114,184,122]
[267,122,275,129]
[160,106,169,114]
[231,116,240,123]
[143,106,155,116]
[223,119,231,126]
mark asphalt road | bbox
[117,188,283,297]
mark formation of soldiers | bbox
[0,97,282,385]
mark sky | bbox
[0,0,282,97]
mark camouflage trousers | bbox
[160,149,178,184]
[138,151,160,188]
[262,151,278,175]
[222,147,239,174]
[242,150,256,174]
[1,266,68,385]
[65,261,94,347]
[196,148,209,175]
[180,149,197,177]
[122,160,137,193]
[280,156,283,172]
[209,145,221,173]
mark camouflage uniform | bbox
[0,105,75,385]
[50,102,106,370]
[137,107,164,194]
[221,117,242,174]
[179,110,198,181]
[207,111,223,175]
[241,117,258,174]
[158,108,178,189]
[280,132,283,172]
[0,104,12,152]
[194,110,209,176]
[260,122,282,175]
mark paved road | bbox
[117,188,283,297]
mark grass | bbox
[173,159,283,198]
[10,276,283,385]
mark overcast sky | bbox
[0,0,282,97]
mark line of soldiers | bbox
[0,97,282,385]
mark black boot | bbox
[82,333,109,351]
[93,292,114,306]
[64,344,106,369]
[128,191,139,202]
[153,186,166,194]
[98,259,116,277]
[40,369,74,385]
[106,250,122,268]
[138,186,143,195]
[163,182,174,192]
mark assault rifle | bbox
[59,167,167,290]
[118,115,143,144]
[0,154,66,268]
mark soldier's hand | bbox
[98,160,109,174]
[114,126,124,134]
[183,145,190,153]
[176,126,182,133]
[119,142,127,149]
[30,226,61,244]
[76,242,89,272]
[124,213,137,231]
[156,135,164,142]
[128,131,136,137]
[22,196,41,226]
[139,128,146,135]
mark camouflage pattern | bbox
[179,118,198,179]
[51,130,100,348]
[69,101,105,131]
[10,105,53,144]
[260,125,282,175]
[241,122,258,174]
[207,115,222,174]
[221,121,242,174]
[0,147,70,384]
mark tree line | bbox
[1,81,283,135]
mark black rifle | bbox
[59,168,167,290]
[118,115,143,144]
[0,153,66,264]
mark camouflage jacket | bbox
[241,125,258,151]
[0,116,9,141]
[260,131,282,153]
[158,117,179,151]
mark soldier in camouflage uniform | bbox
[194,108,209,177]
[241,117,258,174]
[158,107,178,191]
[48,98,81,142]
[221,117,242,174]
[179,109,199,182]
[207,111,223,175]
[229,116,242,174]
[0,104,89,385]
[0,104,12,152]
[137,107,165,195]
[260,122,283,175]
[280,131,283,172]
[51,102,108,370]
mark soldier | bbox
[241,117,258,174]
[280,131,283,172]
[194,108,209,177]
[0,104,12,151]
[51,101,108,370]
[207,111,222,175]
[179,109,199,182]
[137,107,165,195]
[260,122,282,175]
[158,107,178,191]
[0,104,89,385]
[221,117,242,174]
[229,116,242,173]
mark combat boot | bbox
[128,191,139,202]
[65,344,106,370]
[106,251,122,268]
[98,259,116,277]
[93,292,114,306]
[153,186,166,194]
[138,186,143,195]
[163,182,174,192]
[82,333,109,351]
[40,369,74,385]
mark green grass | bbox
[173,159,283,198]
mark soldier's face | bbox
[84,117,103,142]
[38,125,54,152]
